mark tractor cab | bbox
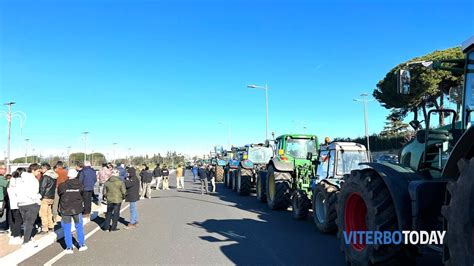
[275,134,319,165]
[244,143,273,166]
[316,142,369,183]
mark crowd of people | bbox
[0,161,218,254]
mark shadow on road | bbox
[189,183,346,266]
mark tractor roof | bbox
[462,36,474,52]
[321,142,367,151]
[276,134,317,140]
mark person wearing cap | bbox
[124,167,140,229]
[58,168,88,254]
[102,169,126,232]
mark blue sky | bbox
[0,0,473,159]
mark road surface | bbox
[21,171,441,265]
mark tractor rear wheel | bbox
[336,169,416,265]
[313,182,338,233]
[215,166,224,183]
[292,189,310,220]
[266,165,291,210]
[237,168,253,196]
[442,158,474,266]
[256,171,267,202]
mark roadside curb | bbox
[0,210,100,266]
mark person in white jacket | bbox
[7,167,26,245]
[16,163,42,248]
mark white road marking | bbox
[44,204,130,266]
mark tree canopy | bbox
[373,47,464,128]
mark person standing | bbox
[38,163,57,234]
[58,169,88,254]
[103,169,126,232]
[7,168,24,245]
[176,165,184,189]
[17,163,42,248]
[192,164,198,183]
[77,161,97,220]
[161,165,170,190]
[54,161,68,223]
[0,165,9,233]
[124,167,140,229]
[152,164,162,190]
[208,165,216,193]
[140,165,153,199]
[97,163,112,203]
[198,164,209,195]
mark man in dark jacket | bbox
[152,164,162,190]
[117,163,126,181]
[77,161,97,219]
[124,167,140,229]
[140,165,153,199]
[103,170,126,232]
[198,164,209,195]
[38,163,57,234]
[58,169,87,253]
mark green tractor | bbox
[233,143,274,196]
[337,37,474,265]
[263,134,319,220]
[312,142,369,234]
[224,147,244,190]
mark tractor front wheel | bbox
[336,169,416,265]
[231,170,238,191]
[313,182,338,233]
[292,189,310,220]
[224,168,230,188]
[266,166,291,210]
[442,158,474,266]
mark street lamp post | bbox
[128,148,132,165]
[67,146,71,165]
[2,102,26,173]
[353,93,372,160]
[247,84,269,141]
[82,132,89,162]
[32,148,36,163]
[218,122,232,147]
[112,143,118,164]
[24,138,30,163]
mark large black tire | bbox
[256,171,267,202]
[313,181,338,233]
[336,169,416,265]
[292,189,310,220]
[266,165,291,210]
[442,158,474,266]
[224,167,230,188]
[215,166,224,183]
[237,168,253,196]
[231,170,237,191]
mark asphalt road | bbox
[21,171,442,265]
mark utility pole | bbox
[32,148,36,163]
[67,146,71,165]
[354,93,372,160]
[24,138,30,163]
[82,132,89,163]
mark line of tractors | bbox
[206,37,474,266]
